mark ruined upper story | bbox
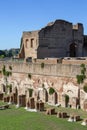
[37,20,84,58]
[19,19,85,59]
[19,30,39,59]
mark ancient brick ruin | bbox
[1,19,87,111]
[19,19,87,59]
[0,60,87,111]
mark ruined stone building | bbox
[0,60,87,111]
[1,19,87,111]
[19,19,87,59]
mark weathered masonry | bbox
[19,19,87,59]
[0,61,87,111]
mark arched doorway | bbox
[14,87,18,104]
[54,92,58,104]
[70,43,77,57]
[45,90,48,102]
[3,84,6,93]
[15,87,18,95]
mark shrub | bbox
[2,65,6,75]
[49,87,55,95]
[65,94,69,107]
[83,84,87,93]
[41,62,44,69]
[80,63,85,68]
[9,66,12,70]
[2,65,12,76]
[76,75,84,84]
[28,88,33,97]
[6,84,12,88]
[28,73,32,79]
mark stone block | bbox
[18,95,26,107]
[35,101,44,111]
[3,96,10,102]
[61,112,67,118]
[0,93,3,100]
[29,97,35,109]
[13,93,17,104]
[57,112,68,118]
[57,112,62,118]
[74,115,80,122]
[10,95,14,103]
[81,118,87,125]
[46,108,55,115]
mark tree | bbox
[0,50,6,57]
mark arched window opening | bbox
[25,39,29,48]
[31,38,34,48]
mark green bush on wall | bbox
[28,73,32,79]
[9,66,12,70]
[28,88,33,97]
[49,87,55,95]
[2,65,12,77]
[83,84,87,93]
[65,94,69,103]
[76,63,86,84]
[41,62,44,68]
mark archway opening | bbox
[70,43,77,57]
[3,85,6,93]
[54,92,58,104]
[45,90,48,102]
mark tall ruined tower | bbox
[19,31,39,59]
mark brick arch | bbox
[51,87,59,104]
[47,87,59,105]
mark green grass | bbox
[0,101,8,106]
[0,103,87,130]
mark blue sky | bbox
[0,0,87,50]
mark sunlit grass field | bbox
[0,102,87,130]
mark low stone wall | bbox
[0,61,85,78]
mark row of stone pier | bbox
[0,93,44,111]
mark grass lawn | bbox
[0,103,87,130]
